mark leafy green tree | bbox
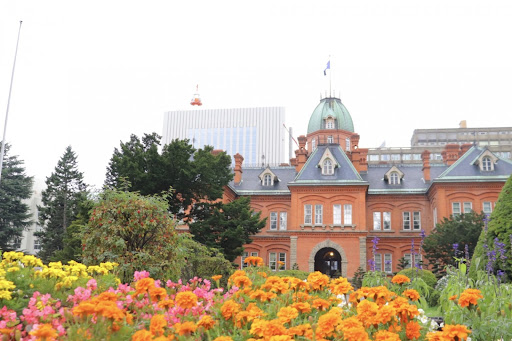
[470,174,512,278]
[0,144,33,251]
[36,146,87,261]
[423,211,484,276]
[105,134,233,220]
[81,190,181,282]
[189,197,266,262]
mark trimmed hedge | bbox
[398,268,437,288]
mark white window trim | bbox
[413,211,421,230]
[463,202,472,214]
[315,204,323,225]
[403,212,411,230]
[452,202,461,216]
[344,204,353,225]
[384,254,392,274]
[279,212,287,230]
[304,204,312,225]
[270,212,278,230]
[333,204,342,225]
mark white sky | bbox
[1,1,512,190]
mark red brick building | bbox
[224,97,512,278]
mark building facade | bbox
[162,107,286,166]
[222,96,512,278]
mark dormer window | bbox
[322,159,334,175]
[259,167,279,186]
[326,119,334,129]
[327,136,333,144]
[472,149,498,172]
[263,174,272,186]
[389,172,399,185]
[384,166,404,185]
[311,138,316,151]
[482,157,491,171]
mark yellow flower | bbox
[0,290,12,300]
[7,267,20,272]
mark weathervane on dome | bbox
[190,84,202,106]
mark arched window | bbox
[482,157,492,171]
[323,159,334,175]
[263,174,272,186]
[326,119,335,129]
[390,172,399,184]
[327,136,334,144]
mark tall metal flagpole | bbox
[0,21,23,185]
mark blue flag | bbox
[323,60,330,76]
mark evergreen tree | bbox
[470,174,512,278]
[423,211,484,276]
[0,144,33,251]
[36,146,87,261]
[189,197,267,262]
[105,134,233,220]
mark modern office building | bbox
[162,107,287,166]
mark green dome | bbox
[307,97,354,134]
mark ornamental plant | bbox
[82,189,181,283]
[1,253,471,340]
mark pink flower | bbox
[134,270,150,281]
[86,278,97,290]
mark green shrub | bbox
[427,289,441,307]
[273,270,310,280]
[398,268,437,288]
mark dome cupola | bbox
[307,97,354,134]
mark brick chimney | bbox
[421,150,431,182]
[295,135,308,173]
[460,143,473,157]
[350,134,360,152]
[233,153,244,185]
[442,144,460,166]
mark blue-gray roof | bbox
[289,145,367,186]
[227,167,296,195]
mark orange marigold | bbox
[197,315,216,330]
[391,274,411,285]
[307,271,330,290]
[174,321,197,336]
[458,288,483,308]
[135,277,156,295]
[316,311,342,338]
[312,298,330,311]
[337,316,369,341]
[175,291,198,309]
[221,300,241,320]
[329,277,354,295]
[212,275,222,281]
[448,295,458,301]
[149,287,168,302]
[405,321,421,340]
[132,329,153,341]
[403,289,421,301]
[441,324,471,339]
[244,256,264,266]
[291,301,311,313]
[29,323,58,341]
[149,314,167,336]
[233,275,252,288]
[213,337,233,341]
[277,306,298,324]
[374,330,401,341]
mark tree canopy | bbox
[81,189,181,282]
[423,211,484,276]
[0,144,33,251]
[36,146,87,261]
[189,197,267,262]
[105,134,233,220]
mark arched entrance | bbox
[314,247,342,277]
[308,240,348,277]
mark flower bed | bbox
[0,252,478,340]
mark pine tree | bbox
[0,144,33,251]
[36,146,87,261]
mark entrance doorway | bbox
[314,247,342,277]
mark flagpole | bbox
[0,21,23,185]
[329,57,332,97]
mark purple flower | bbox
[452,243,459,252]
[495,238,507,261]
[368,258,376,272]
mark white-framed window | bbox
[402,154,412,161]
[333,204,342,225]
[374,212,390,230]
[383,212,391,230]
[270,212,278,230]
[412,154,422,160]
[483,201,493,214]
[322,159,334,175]
[345,138,351,150]
[463,202,472,213]
[311,138,316,151]
[326,119,334,129]
[403,212,411,230]
[433,207,437,228]
[269,252,286,271]
[304,204,312,225]
[344,204,353,225]
[381,154,390,161]
[404,253,422,268]
[263,174,272,186]
[279,212,287,230]
[374,254,382,272]
[384,254,392,273]
[482,157,492,171]
[373,212,381,230]
[452,202,461,216]
[315,204,323,225]
[242,251,259,268]
[390,172,399,185]
[391,154,401,161]
[413,212,421,230]
[327,136,334,144]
